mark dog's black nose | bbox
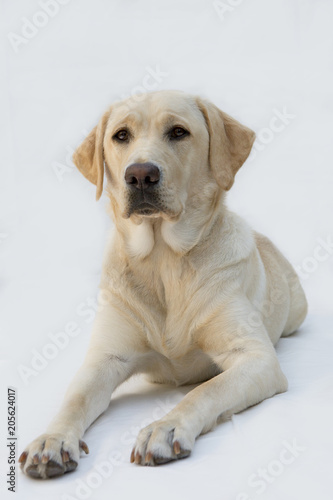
[125,163,160,190]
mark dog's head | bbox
[73,91,255,221]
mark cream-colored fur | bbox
[20,91,307,478]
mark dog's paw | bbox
[19,433,89,479]
[130,418,194,466]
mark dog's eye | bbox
[113,129,129,142]
[169,127,189,140]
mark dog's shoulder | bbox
[189,210,255,271]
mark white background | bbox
[1,1,333,499]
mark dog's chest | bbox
[147,348,220,385]
[136,252,206,359]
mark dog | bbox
[19,90,307,478]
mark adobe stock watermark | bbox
[52,64,169,183]
[294,235,333,280]
[235,234,333,338]
[249,107,296,162]
[213,0,245,22]
[52,129,89,183]
[236,439,306,499]
[17,287,122,385]
[236,268,298,337]
[17,294,100,385]
[60,450,124,500]
[7,0,72,54]
[61,393,181,500]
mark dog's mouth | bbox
[133,202,160,216]
[125,189,165,218]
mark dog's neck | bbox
[109,184,224,260]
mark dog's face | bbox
[73,91,255,222]
[103,92,211,220]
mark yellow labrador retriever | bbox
[20,91,307,478]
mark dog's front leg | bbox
[132,298,288,466]
[20,304,147,479]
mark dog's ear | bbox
[196,98,255,190]
[72,109,111,200]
